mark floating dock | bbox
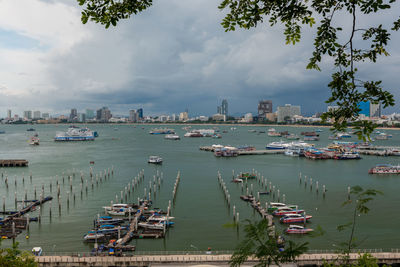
[0,159,28,167]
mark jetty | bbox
[240,195,275,236]
[238,149,284,155]
[0,159,28,167]
[1,196,52,223]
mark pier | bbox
[0,159,28,167]
[1,196,52,223]
[34,251,400,266]
[238,149,284,155]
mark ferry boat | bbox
[148,156,163,164]
[54,127,95,141]
[149,128,175,135]
[164,134,180,140]
[368,164,400,174]
[285,225,314,234]
[280,214,312,224]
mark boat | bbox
[368,164,400,174]
[285,225,314,234]
[267,203,296,212]
[54,127,95,141]
[83,231,106,241]
[304,148,331,160]
[27,128,36,132]
[0,130,5,134]
[97,225,127,234]
[280,214,312,224]
[300,131,319,136]
[29,136,40,145]
[315,129,323,132]
[237,172,257,179]
[32,247,43,256]
[285,134,300,140]
[164,134,180,140]
[272,207,304,216]
[335,151,361,160]
[232,178,243,183]
[303,136,319,141]
[375,133,389,140]
[266,141,290,150]
[138,222,165,230]
[328,135,342,140]
[148,156,162,164]
[149,128,175,134]
[96,216,125,225]
[147,214,175,222]
[212,134,222,139]
[337,132,352,138]
[184,132,203,137]
[248,129,257,133]
[214,147,238,157]
[268,129,282,137]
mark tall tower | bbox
[221,99,228,116]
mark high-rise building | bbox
[7,109,11,119]
[69,108,78,122]
[85,109,95,119]
[358,101,371,117]
[42,113,50,120]
[277,104,301,123]
[179,112,188,121]
[96,107,112,122]
[33,111,41,119]
[78,113,86,122]
[129,110,139,122]
[137,108,143,119]
[221,99,228,115]
[258,100,273,118]
[23,111,32,120]
[370,103,381,117]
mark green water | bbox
[0,124,399,253]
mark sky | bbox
[0,0,399,117]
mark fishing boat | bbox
[54,127,95,141]
[280,214,312,224]
[164,134,180,140]
[149,128,175,134]
[266,141,290,150]
[272,207,304,216]
[285,225,314,234]
[148,156,162,164]
[368,164,400,174]
[29,136,40,145]
[83,231,105,241]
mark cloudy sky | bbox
[0,0,399,117]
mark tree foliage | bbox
[229,219,308,266]
[0,242,37,267]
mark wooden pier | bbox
[116,206,145,247]
[0,159,28,167]
[0,196,52,223]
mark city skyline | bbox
[0,1,399,117]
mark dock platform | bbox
[0,159,28,167]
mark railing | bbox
[38,248,400,257]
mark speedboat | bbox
[97,225,127,234]
[29,136,40,145]
[148,156,162,164]
[266,141,290,150]
[32,247,42,256]
[273,207,304,216]
[83,231,105,241]
[267,203,296,212]
[96,216,125,225]
[280,214,312,224]
[138,222,165,230]
[285,225,314,234]
[164,134,180,140]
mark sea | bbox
[0,124,399,253]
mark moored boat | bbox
[164,134,180,140]
[280,214,312,224]
[285,225,314,234]
[273,207,304,216]
[266,141,290,150]
[149,128,175,135]
[267,203,296,212]
[55,126,95,141]
[29,136,40,145]
[148,156,163,164]
[368,164,400,174]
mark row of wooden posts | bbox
[217,171,240,224]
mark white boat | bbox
[148,156,162,164]
[54,126,95,141]
[83,231,105,241]
[29,136,40,145]
[138,222,165,230]
[266,141,290,150]
[32,247,42,256]
[164,134,180,140]
[103,204,131,211]
[375,133,389,140]
[149,128,175,134]
[147,215,175,222]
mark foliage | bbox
[78,0,153,28]
[218,0,398,139]
[323,252,387,267]
[229,219,308,266]
[0,242,37,267]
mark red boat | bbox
[280,214,312,224]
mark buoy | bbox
[25,235,29,239]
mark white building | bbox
[33,111,41,119]
[277,104,301,123]
[212,113,226,121]
[179,112,188,121]
[23,111,32,120]
[7,109,11,119]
